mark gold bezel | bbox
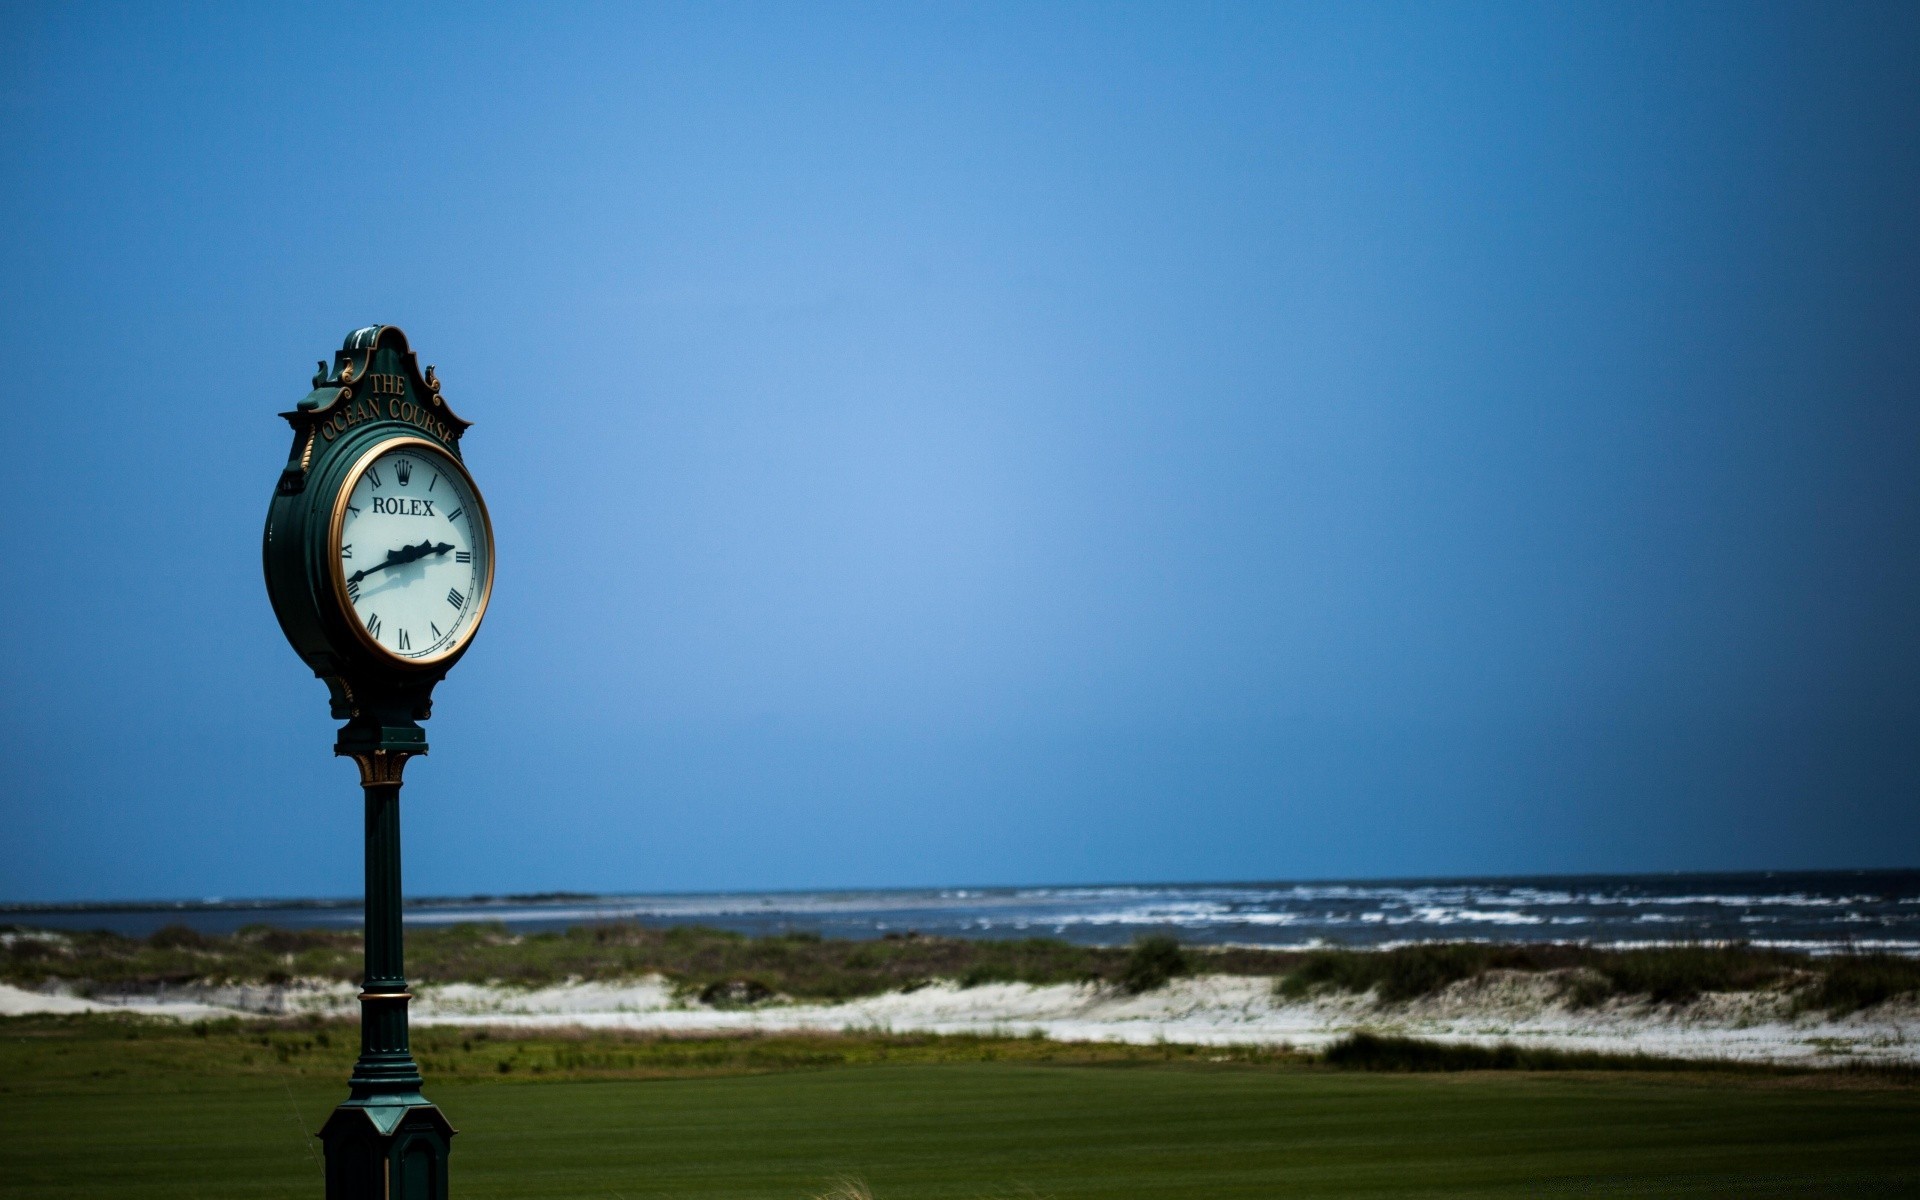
[326,436,495,669]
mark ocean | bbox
[7,869,1917,953]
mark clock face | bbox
[330,439,493,664]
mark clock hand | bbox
[346,540,455,586]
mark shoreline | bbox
[7,868,1915,949]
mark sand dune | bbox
[6,970,1913,1065]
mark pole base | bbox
[319,1102,455,1200]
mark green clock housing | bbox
[263,324,494,755]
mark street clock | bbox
[264,324,494,753]
[263,325,486,1200]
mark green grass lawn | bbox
[4,1019,1916,1198]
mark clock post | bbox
[263,326,495,1200]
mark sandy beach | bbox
[7,970,1912,1067]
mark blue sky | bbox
[2,2,1916,902]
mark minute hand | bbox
[347,540,454,585]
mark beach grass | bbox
[5,922,1231,1001]
[8,921,1919,1014]
[5,923,1134,999]
[1795,952,1920,1016]
[3,1015,1917,1198]
[1270,940,1920,1011]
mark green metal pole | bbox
[349,765,425,1101]
[319,746,454,1200]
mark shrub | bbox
[147,925,207,950]
[698,978,774,1008]
[1278,941,1819,1008]
[1279,944,1508,1002]
[1372,944,1495,1002]
[1321,1032,1683,1073]
[1118,934,1189,994]
[958,965,1017,988]
[1796,953,1920,1017]
[1557,970,1613,1009]
[1588,943,1795,1006]
[1277,949,1373,999]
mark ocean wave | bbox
[20,871,1915,951]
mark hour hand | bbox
[347,540,455,585]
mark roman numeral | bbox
[430,622,442,639]
[398,629,411,651]
[346,579,360,602]
[366,613,383,638]
[346,504,360,517]
[446,506,464,522]
[446,588,466,610]
[368,466,383,489]
[429,474,439,492]
[455,551,471,563]
[341,544,352,559]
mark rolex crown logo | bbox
[395,459,413,486]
